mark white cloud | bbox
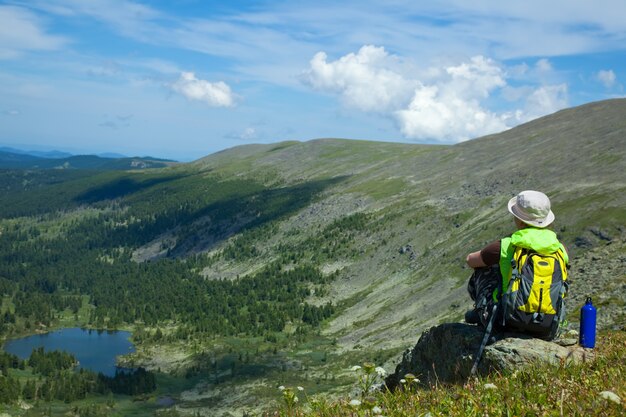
[597,69,616,88]
[0,5,68,59]
[302,46,415,112]
[303,47,569,142]
[395,89,509,142]
[170,72,235,107]
[506,63,530,79]
[501,85,534,102]
[523,84,569,120]
[395,56,509,141]
[3,109,20,116]
[225,126,260,141]
[445,56,506,98]
[535,58,553,72]
[240,127,257,140]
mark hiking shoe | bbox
[464,309,480,324]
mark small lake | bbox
[3,328,135,376]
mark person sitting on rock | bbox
[464,190,568,331]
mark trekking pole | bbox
[470,304,498,377]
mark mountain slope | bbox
[0,99,624,415]
[180,99,625,351]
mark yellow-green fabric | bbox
[497,228,568,300]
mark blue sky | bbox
[1,0,625,161]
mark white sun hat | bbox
[507,190,555,228]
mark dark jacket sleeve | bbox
[480,240,501,266]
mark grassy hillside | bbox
[0,99,624,416]
[269,330,625,416]
[186,99,626,351]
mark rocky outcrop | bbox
[567,237,626,331]
[385,323,593,390]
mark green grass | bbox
[348,178,407,200]
[266,330,626,416]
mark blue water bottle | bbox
[579,297,596,348]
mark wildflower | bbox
[375,366,387,377]
[372,405,383,414]
[404,373,416,384]
[599,391,621,405]
[278,385,285,391]
[400,379,406,384]
[280,387,299,411]
[484,383,497,390]
[297,386,304,391]
[351,365,362,371]
[349,399,362,407]
[363,362,376,374]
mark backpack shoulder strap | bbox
[552,246,569,283]
[498,237,515,291]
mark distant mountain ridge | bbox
[0,146,74,159]
[0,146,177,170]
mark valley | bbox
[0,99,625,416]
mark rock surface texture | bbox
[385,323,593,390]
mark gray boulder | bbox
[385,323,593,390]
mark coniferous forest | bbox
[0,167,356,411]
[0,168,343,340]
[1,348,156,404]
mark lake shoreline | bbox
[3,327,136,376]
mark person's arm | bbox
[466,240,501,268]
[466,251,487,268]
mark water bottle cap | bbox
[586,297,593,304]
